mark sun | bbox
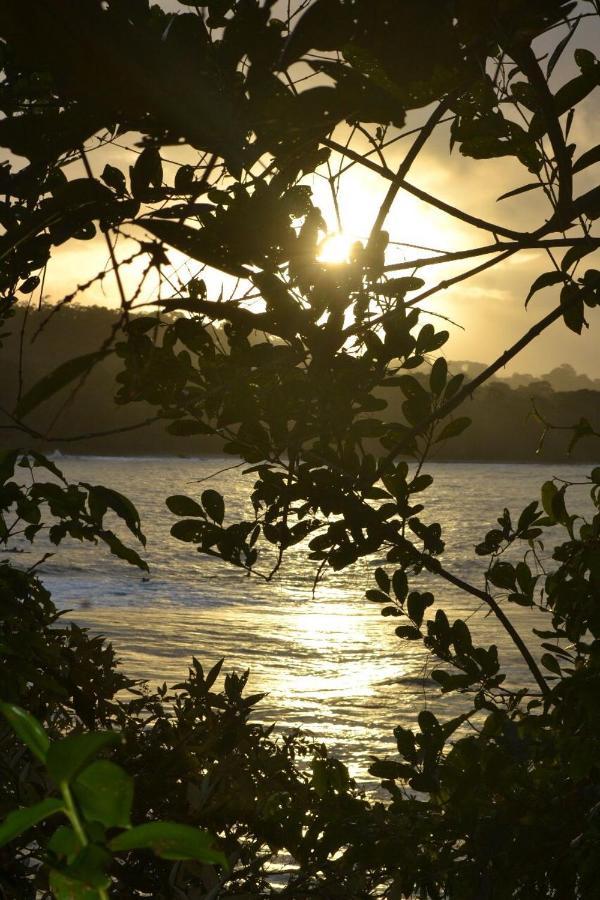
[317,232,356,265]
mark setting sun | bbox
[317,231,355,264]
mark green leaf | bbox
[47,732,121,786]
[0,702,50,762]
[110,822,227,866]
[48,826,80,862]
[0,798,64,847]
[525,271,565,307]
[49,869,101,900]
[73,761,133,829]
[202,489,225,524]
[16,352,110,418]
[434,417,471,443]
[59,844,111,890]
[166,495,204,517]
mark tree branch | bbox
[367,96,454,252]
[321,137,524,241]
[383,302,566,463]
[382,237,600,273]
[433,561,551,698]
[512,43,573,223]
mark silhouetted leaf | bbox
[541,653,561,676]
[167,419,213,436]
[530,71,600,138]
[560,283,586,333]
[435,417,471,443]
[16,352,110,418]
[573,143,600,174]
[166,495,204,517]
[141,218,248,278]
[395,625,421,640]
[525,271,565,306]
[130,147,162,199]
[429,357,448,395]
[378,277,425,298]
[496,182,541,202]
[101,531,149,572]
[278,0,350,69]
[561,241,596,271]
[202,489,224,524]
[101,164,127,196]
[85,485,145,543]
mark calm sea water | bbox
[18,456,594,787]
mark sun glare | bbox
[317,232,355,264]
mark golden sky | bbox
[33,3,600,378]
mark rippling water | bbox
[20,456,593,787]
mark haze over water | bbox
[27,456,591,788]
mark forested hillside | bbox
[2,305,598,460]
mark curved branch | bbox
[433,561,550,698]
[321,137,524,240]
[0,403,161,443]
[383,301,566,463]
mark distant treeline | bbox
[1,304,599,462]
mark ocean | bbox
[19,456,592,788]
